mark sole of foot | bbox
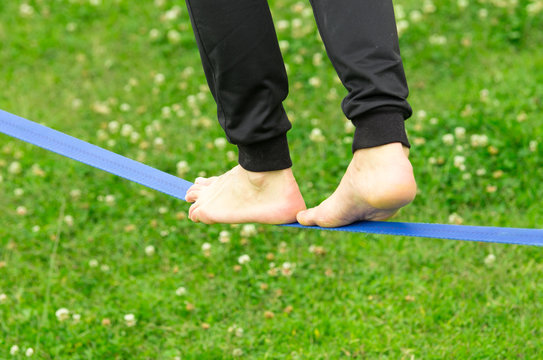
[296,142,417,227]
[185,165,306,225]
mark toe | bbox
[185,189,201,203]
[296,209,317,226]
[185,184,205,202]
[195,176,218,185]
[188,203,200,222]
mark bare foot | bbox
[296,142,416,227]
[185,165,306,224]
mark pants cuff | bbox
[352,107,411,152]
[238,133,292,172]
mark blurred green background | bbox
[1,0,542,358]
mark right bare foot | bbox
[185,165,306,224]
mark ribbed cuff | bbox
[238,133,292,172]
[352,107,411,152]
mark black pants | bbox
[185,0,412,172]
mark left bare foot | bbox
[296,142,416,227]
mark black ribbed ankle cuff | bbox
[352,107,411,152]
[238,133,292,172]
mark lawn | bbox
[1,0,543,358]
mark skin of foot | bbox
[185,165,306,224]
[296,142,417,227]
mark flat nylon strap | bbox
[1,109,542,246]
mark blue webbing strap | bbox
[1,109,543,246]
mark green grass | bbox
[1,0,543,358]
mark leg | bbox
[297,0,417,226]
[184,0,305,224]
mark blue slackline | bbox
[1,109,542,246]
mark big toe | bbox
[195,176,218,185]
[296,208,317,226]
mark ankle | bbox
[242,166,292,189]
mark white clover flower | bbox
[484,253,496,265]
[478,8,488,18]
[154,73,165,85]
[226,151,236,162]
[308,77,321,87]
[476,168,487,176]
[97,129,108,141]
[55,308,70,322]
[120,124,134,137]
[176,160,190,176]
[219,230,231,243]
[149,28,161,40]
[0,175,3,183]
[13,188,24,196]
[409,10,423,22]
[64,215,74,227]
[158,206,168,214]
[529,140,537,152]
[167,29,182,44]
[396,20,409,36]
[16,206,28,216]
[233,348,243,357]
[429,34,447,45]
[72,98,83,108]
[312,53,323,66]
[214,138,227,149]
[129,132,140,143]
[442,133,454,145]
[527,1,543,14]
[344,120,355,134]
[453,155,465,168]
[25,348,34,357]
[100,264,110,272]
[454,127,466,139]
[202,242,211,251]
[19,4,35,17]
[470,134,489,147]
[163,6,182,21]
[124,313,136,327]
[394,4,406,19]
[145,245,156,256]
[416,109,427,119]
[89,259,99,267]
[105,194,115,205]
[89,0,101,6]
[448,213,464,225]
[292,18,303,28]
[119,103,131,112]
[175,286,187,296]
[72,313,81,323]
[278,40,290,51]
[238,254,251,264]
[8,161,22,174]
[480,88,490,102]
[154,137,165,147]
[108,121,120,133]
[277,20,289,30]
[0,293,7,303]
[240,224,257,237]
[32,225,40,232]
[423,0,436,12]
[228,325,244,337]
[66,22,77,32]
[458,0,469,8]
[10,345,19,355]
[309,128,325,142]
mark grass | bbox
[1,0,543,358]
